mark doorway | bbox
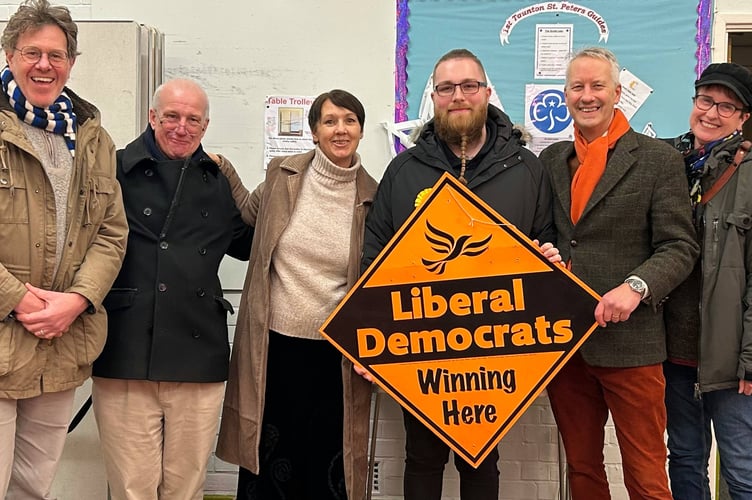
[729,31,752,138]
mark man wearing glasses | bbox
[0,1,127,497]
[362,48,556,500]
[90,78,252,500]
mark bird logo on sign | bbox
[421,220,491,274]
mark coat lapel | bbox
[281,151,312,215]
[580,129,638,220]
[260,151,313,255]
[549,142,575,222]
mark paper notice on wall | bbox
[617,69,653,120]
[534,24,572,79]
[264,95,316,168]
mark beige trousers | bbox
[92,377,224,500]
[0,389,76,500]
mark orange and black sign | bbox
[320,173,600,467]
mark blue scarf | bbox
[0,65,76,157]
[675,130,739,207]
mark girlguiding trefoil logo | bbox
[529,89,570,133]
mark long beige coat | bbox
[0,90,127,398]
[215,150,378,499]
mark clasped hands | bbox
[13,284,88,340]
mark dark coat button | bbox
[201,209,209,217]
[145,169,154,177]
[158,283,167,292]
[160,241,168,250]
[570,239,578,247]
[196,288,205,297]
[143,207,152,216]
[198,248,207,256]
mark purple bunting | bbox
[396,0,409,123]
[696,0,712,78]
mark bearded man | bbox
[362,48,557,500]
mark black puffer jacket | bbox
[363,105,555,267]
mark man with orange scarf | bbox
[539,47,699,499]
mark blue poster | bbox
[403,0,699,138]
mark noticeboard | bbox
[320,173,600,467]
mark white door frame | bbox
[712,13,752,62]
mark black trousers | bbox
[236,331,346,500]
[402,408,499,500]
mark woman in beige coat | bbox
[216,89,377,500]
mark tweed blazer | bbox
[539,129,699,367]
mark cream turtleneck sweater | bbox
[268,147,360,340]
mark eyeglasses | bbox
[693,94,746,118]
[13,46,69,68]
[433,80,488,97]
[158,113,205,135]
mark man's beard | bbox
[433,104,487,147]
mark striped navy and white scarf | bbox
[0,65,76,157]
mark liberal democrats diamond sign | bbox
[320,173,600,467]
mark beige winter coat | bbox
[0,90,127,399]
[215,150,378,499]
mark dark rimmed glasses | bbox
[693,94,746,118]
[434,80,488,97]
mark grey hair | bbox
[152,79,210,118]
[565,47,620,87]
[1,0,80,60]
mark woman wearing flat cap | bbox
[663,62,752,499]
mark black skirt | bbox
[236,330,347,500]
